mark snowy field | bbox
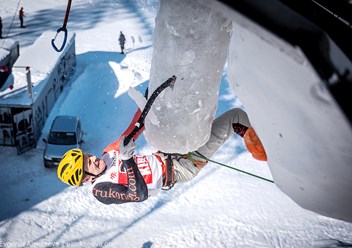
[1,0,352,247]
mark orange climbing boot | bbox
[243,127,267,161]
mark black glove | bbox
[119,136,136,160]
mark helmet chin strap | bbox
[84,166,107,180]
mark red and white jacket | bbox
[91,150,165,204]
[90,109,166,204]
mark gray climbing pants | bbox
[172,108,251,183]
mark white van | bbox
[43,116,83,168]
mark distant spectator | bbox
[119,31,126,54]
[0,17,3,38]
[19,7,25,28]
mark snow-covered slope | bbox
[0,0,352,247]
[228,17,352,223]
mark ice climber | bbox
[57,108,267,205]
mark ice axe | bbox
[123,75,177,146]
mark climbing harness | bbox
[161,154,176,190]
[51,0,72,52]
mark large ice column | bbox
[145,0,232,154]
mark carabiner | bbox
[51,26,68,52]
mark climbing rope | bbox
[0,0,22,49]
[188,151,274,183]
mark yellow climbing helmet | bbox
[57,148,84,186]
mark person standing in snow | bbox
[119,31,126,54]
[57,108,267,205]
[19,7,25,28]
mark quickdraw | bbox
[51,0,72,52]
[123,75,177,146]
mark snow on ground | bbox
[1,1,352,247]
[145,0,233,154]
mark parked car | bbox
[43,115,83,168]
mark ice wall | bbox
[145,0,232,153]
[226,14,352,222]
